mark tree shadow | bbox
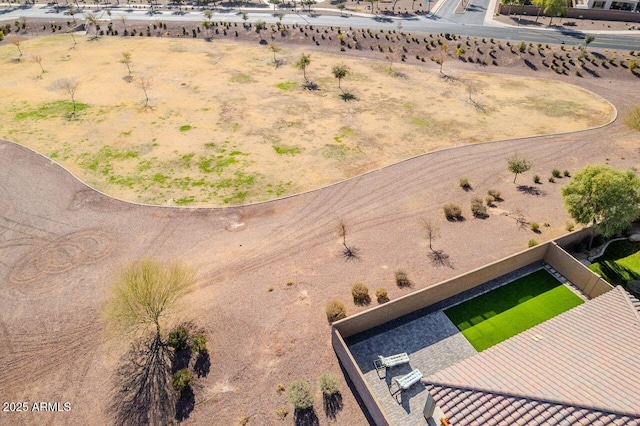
[517,185,543,196]
[341,245,360,261]
[323,392,343,420]
[108,334,176,426]
[429,250,453,268]
[193,352,211,378]
[303,81,319,90]
[523,58,537,71]
[295,408,320,426]
[175,386,195,422]
[339,92,357,101]
[171,346,192,373]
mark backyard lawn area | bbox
[589,240,640,287]
[444,269,584,351]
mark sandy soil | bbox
[0,26,639,426]
[0,35,615,206]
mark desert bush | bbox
[470,198,486,218]
[487,189,501,200]
[191,333,207,354]
[276,383,286,394]
[167,325,189,351]
[530,222,540,232]
[566,221,575,232]
[443,203,463,220]
[287,380,314,410]
[171,368,192,392]
[528,239,538,247]
[552,169,562,178]
[485,195,495,207]
[351,282,370,304]
[325,299,347,323]
[623,105,640,131]
[563,170,571,177]
[459,177,472,190]
[276,406,289,420]
[534,175,541,184]
[395,270,411,288]
[549,176,555,183]
[319,372,340,396]
[375,287,389,304]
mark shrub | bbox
[629,59,638,72]
[287,380,314,410]
[276,383,286,394]
[167,326,189,351]
[276,406,289,420]
[534,175,541,184]
[443,203,463,220]
[563,170,571,177]
[530,222,540,232]
[566,221,575,232]
[191,333,207,354]
[528,239,538,247]
[375,287,389,304]
[485,195,495,207]
[326,299,347,323]
[319,372,340,396]
[549,176,555,183]
[351,282,370,304]
[286,279,295,286]
[470,198,486,218]
[459,177,472,190]
[171,368,192,392]
[487,189,501,200]
[395,270,411,288]
[552,169,562,178]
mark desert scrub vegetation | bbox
[375,287,389,304]
[395,269,411,288]
[487,189,501,201]
[325,299,347,323]
[171,368,193,392]
[530,222,540,233]
[528,239,538,247]
[351,282,370,305]
[470,198,487,218]
[623,105,640,131]
[459,176,472,190]
[287,380,314,410]
[443,203,463,221]
[319,372,340,396]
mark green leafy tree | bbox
[543,0,568,25]
[506,154,532,183]
[332,64,349,92]
[53,78,80,116]
[268,41,281,65]
[287,380,314,409]
[103,259,197,339]
[296,52,311,82]
[584,34,595,51]
[562,165,640,249]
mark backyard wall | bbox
[332,330,391,426]
[333,243,548,339]
[545,242,613,297]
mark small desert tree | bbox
[507,153,532,183]
[268,42,281,66]
[103,259,196,339]
[337,220,359,260]
[135,74,153,110]
[419,219,440,252]
[296,53,311,83]
[562,165,640,249]
[7,34,24,60]
[120,51,133,80]
[435,43,448,75]
[31,54,45,77]
[332,64,349,93]
[584,34,595,51]
[53,78,80,116]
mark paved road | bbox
[2,3,640,49]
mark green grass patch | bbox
[174,196,196,205]
[79,146,139,175]
[445,269,583,351]
[197,155,238,174]
[589,240,640,287]
[622,105,640,132]
[273,145,303,155]
[276,81,298,91]
[179,125,192,132]
[15,101,90,120]
[230,73,252,83]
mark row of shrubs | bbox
[282,372,340,413]
[326,270,414,323]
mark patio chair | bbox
[372,352,410,374]
[390,368,423,397]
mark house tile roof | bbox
[423,286,640,425]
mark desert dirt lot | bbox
[0,30,639,426]
[0,35,615,206]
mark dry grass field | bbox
[0,35,615,206]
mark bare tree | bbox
[120,51,133,81]
[267,42,281,67]
[53,78,80,116]
[7,35,24,60]
[419,219,440,252]
[337,220,359,261]
[434,43,448,75]
[119,15,128,34]
[66,27,78,48]
[135,74,153,110]
[31,54,45,77]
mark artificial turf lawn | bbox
[444,269,584,352]
[588,240,640,287]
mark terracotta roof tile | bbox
[424,287,640,424]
